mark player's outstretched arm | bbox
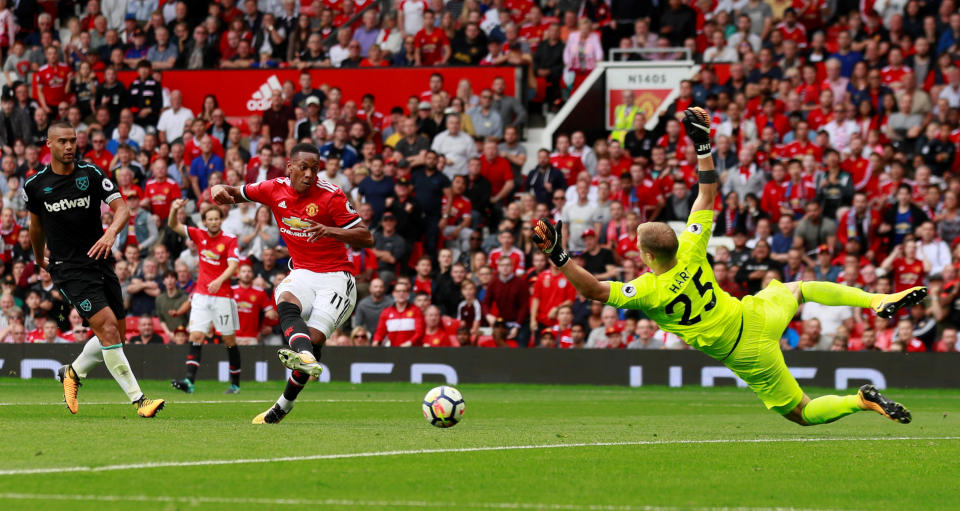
[681,107,718,214]
[210,184,250,205]
[532,218,610,302]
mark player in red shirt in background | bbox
[529,263,575,333]
[212,143,374,424]
[232,264,278,345]
[143,159,181,220]
[373,280,425,346]
[881,239,929,293]
[414,10,450,66]
[34,46,72,115]
[168,200,242,394]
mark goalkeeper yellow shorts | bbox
[724,280,804,414]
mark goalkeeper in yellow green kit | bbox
[532,107,925,426]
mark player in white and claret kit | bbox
[211,143,374,424]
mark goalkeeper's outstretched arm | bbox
[681,107,717,215]
[531,218,610,303]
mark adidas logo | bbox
[246,75,284,112]
[278,201,287,209]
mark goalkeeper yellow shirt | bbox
[606,209,743,360]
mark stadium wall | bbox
[112,66,518,116]
[1,345,957,389]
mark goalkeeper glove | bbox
[682,107,712,157]
[532,218,570,267]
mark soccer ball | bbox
[422,386,465,428]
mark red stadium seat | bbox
[125,316,139,335]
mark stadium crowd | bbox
[0,0,957,352]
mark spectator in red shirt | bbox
[412,256,433,296]
[143,159,182,220]
[414,10,450,66]
[34,46,72,115]
[881,239,930,293]
[372,280,424,347]
[480,137,515,205]
[422,305,459,347]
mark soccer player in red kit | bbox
[168,200,242,394]
[212,143,374,424]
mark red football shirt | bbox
[187,226,240,298]
[232,284,274,338]
[549,152,585,184]
[441,194,472,224]
[422,328,457,347]
[414,28,449,66]
[242,177,361,274]
[347,247,378,275]
[480,155,514,197]
[892,258,925,293]
[84,149,113,173]
[144,178,181,219]
[553,325,573,348]
[531,270,575,325]
[518,22,549,53]
[35,63,71,108]
[0,223,20,263]
[489,246,525,274]
[373,304,424,346]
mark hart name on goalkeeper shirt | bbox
[605,209,743,360]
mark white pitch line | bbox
[0,492,854,511]
[0,436,956,477]
[0,398,405,406]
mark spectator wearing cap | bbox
[580,229,617,280]
[123,28,151,68]
[0,88,29,151]
[294,96,323,141]
[431,114,478,178]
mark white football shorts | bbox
[188,294,240,336]
[274,269,357,339]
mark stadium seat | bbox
[125,316,139,335]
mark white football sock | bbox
[277,396,294,412]
[71,337,104,378]
[102,344,144,402]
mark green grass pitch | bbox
[0,377,958,510]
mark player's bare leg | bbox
[774,282,913,425]
[255,293,322,424]
[223,334,241,394]
[84,307,164,417]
